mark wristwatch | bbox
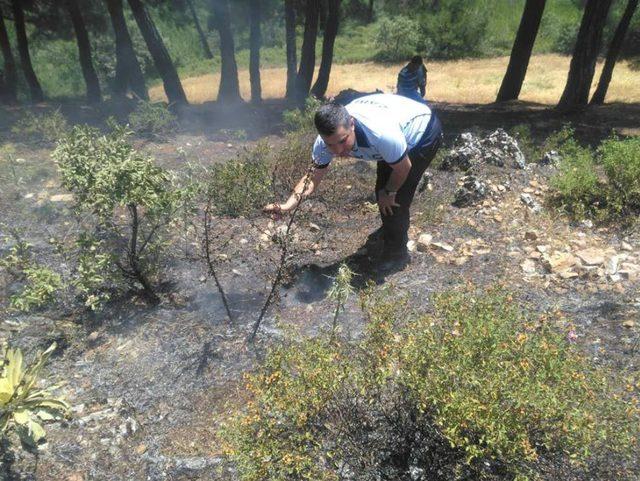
[384,188,397,195]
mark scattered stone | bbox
[452,175,488,207]
[441,129,525,171]
[431,241,454,252]
[308,222,321,232]
[49,193,74,202]
[524,231,537,241]
[440,133,482,171]
[542,252,577,273]
[622,320,636,328]
[24,193,34,199]
[575,248,605,266]
[199,276,207,283]
[580,219,594,229]
[136,444,148,455]
[605,255,622,275]
[520,193,542,213]
[407,240,417,252]
[540,150,561,165]
[239,238,249,244]
[416,233,433,252]
[87,332,100,342]
[621,241,633,252]
[452,256,468,266]
[521,259,537,274]
[559,270,579,280]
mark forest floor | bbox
[0,98,639,480]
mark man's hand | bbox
[377,190,400,216]
[263,203,288,220]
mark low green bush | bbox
[599,136,640,216]
[203,141,273,218]
[222,286,639,481]
[282,97,322,135]
[374,16,421,62]
[10,109,69,144]
[128,100,178,140]
[53,123,180,302]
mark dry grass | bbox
[150,54,640,105]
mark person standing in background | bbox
[397,55,427,104]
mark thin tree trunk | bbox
[284,0,297,99]
[0,6,17,103]
[591,0,638,105]
[367,0,374,22]
[249,0,262,103]
[186,0,213,59]
[11,0,43,102]
[496,0,546,102]
[66,0,102,103]
[296,0,320,102]
[105,0,148,100]
[557,0,613,110]
[127,0,187,105]
[211,0,242,102]
[311,0,340,98]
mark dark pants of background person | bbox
[375,115,443,258]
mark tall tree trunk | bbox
[186,0,213,59]
[311,0,340,98]
[11,0,43,102]
[127,0,187,105]
[0,6,17,104]
[105,0,148,100]
[284,0,297,99]
[249,0,262,103]
[367,0,374,22]
[66,0,102,103]
[590,0,638,105]
[296,0,319,102]
[210,0,242,103]
[557,0,613,110]
[496,0,546,102]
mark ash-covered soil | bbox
[0,100,639,481]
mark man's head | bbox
[314,102,355,157]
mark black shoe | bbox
[377,250,411,274]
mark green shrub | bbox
[282,97,322,135]
[53,123,180,302]
[10,109,69,144]
[204,141,273,218]
[72,234,117,311]
[128,100,178,140]
[222,286,639,481]
[374,16,421,62]
[599,136,640,215]
[0,343,70,452]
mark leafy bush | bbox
[128,100,178,140]
[0,240,63,313]
[282,97,322,135]
[204,141,273,218]
[599,136,640,215]
[72,234,117,311]
[0,343,70,451]
[10,109,69,144]
[53,123,180,302]
[222,286,639,481]
[374,16,421,62]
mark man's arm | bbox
[378,155,412,216]
[264,165,329,215]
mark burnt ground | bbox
[0,99,639,481]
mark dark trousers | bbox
[375,117,443,255]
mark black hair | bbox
[314,102,351,136]
[410,55,423,65]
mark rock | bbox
[559,270,579,279]
[540,150,561,165]
[536,245,549,253]
[622,320,636,328]
[520,193,542,213]
[621,241,633,252]
[65,473,85,481]
[452,256,468,266]
[87,332,100,342]
[524,231,537,241]
[431,241,454,252]
[308,222,321,232]
[575,248,606,266]
[49,193,74,202]
[605,255,622,275]
[452,175,488,207]
[407,240,417,252]
[199,276,206,283]
[482,128,526,169]
[259,233,270,242]
[542,252,577,273]
[416,233,433,252]
[24,193,34,199]
[580,219,594,229]
[440,132,482,171]
[239,238,249,244]
[136,444,148,455]
[521,259,537,274]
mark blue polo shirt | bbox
[312,94,433,168]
